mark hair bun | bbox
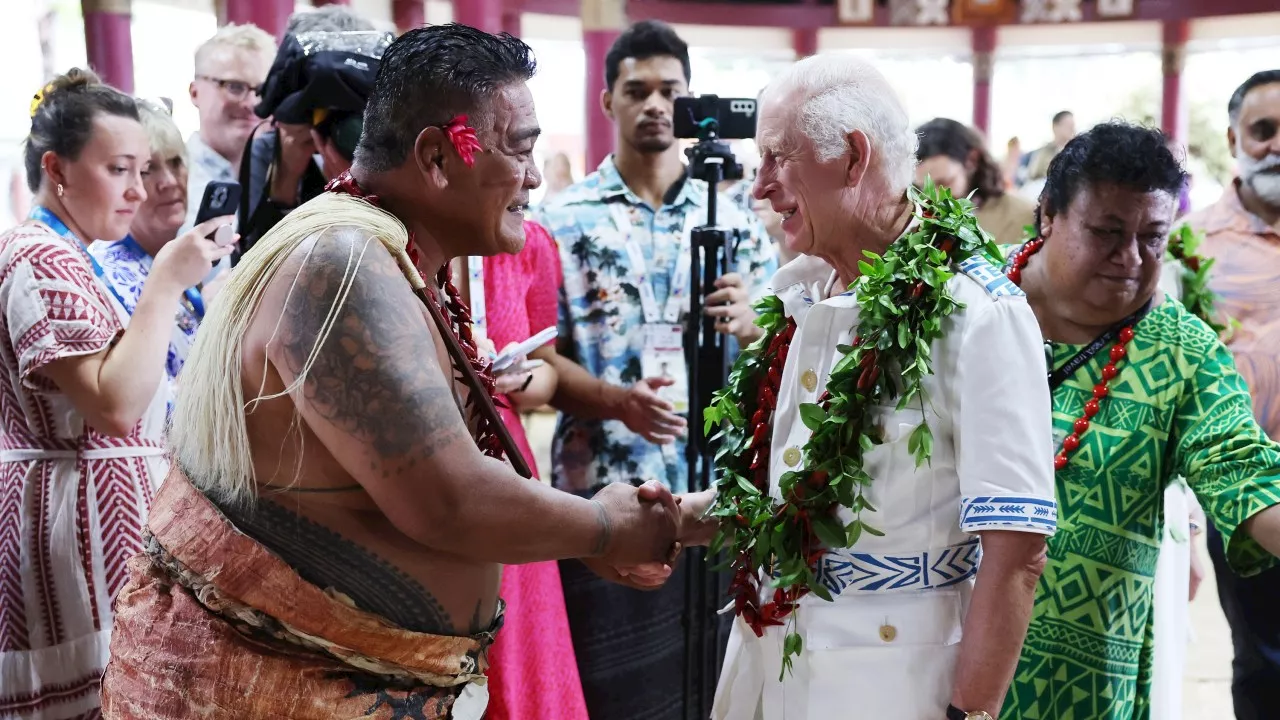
[47,67,104,95]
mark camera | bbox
[674,95,758,141]
[256,30,394,159]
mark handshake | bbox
[583,481,718,590]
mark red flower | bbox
[444,114,484,167]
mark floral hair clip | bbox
[29,83,54,119]
[443,115,483,168]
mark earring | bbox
[56,183,64,198]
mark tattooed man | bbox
[101,25,680,720]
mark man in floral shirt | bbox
[533,19,776,720]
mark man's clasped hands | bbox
[584,481,718,590]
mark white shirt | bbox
[183,132,235,234]
[183,132,235,282]
[714,253,1057,720]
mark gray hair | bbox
[763,54,917,193]
[286,5,375,35]
[136,100,186,165]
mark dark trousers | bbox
[558,553,731,720]
[1207,523,1280,719]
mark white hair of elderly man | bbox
[761,54,918,193]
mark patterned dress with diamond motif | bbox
[1004,298,1280,720]
[0,223,169,719]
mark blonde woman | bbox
[90,101,234,392]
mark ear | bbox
[844,129,872,189]
[1040,206,1058,241]
[188,81,198,105]
[964,148,980,174]
[1227,126,1238,160]
[600,88,614,122]
[411,126,450,189]
[42,150,67,191]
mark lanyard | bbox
[117,237,206,321]
[1047,298,1152,391]
[28,206,131,313]
[609,201,698,324]
[467,255,485,330]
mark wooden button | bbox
[800,369,818,393]
[879,624,897,643]
[782,447,802,467]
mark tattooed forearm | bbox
[278,229,467,467]
[591,499,611,557]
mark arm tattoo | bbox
[592,499,611,557]
[278,229,467,472]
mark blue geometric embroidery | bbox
[957,255,1024,299]
[815,537,981,596]
[959,495,1057,533]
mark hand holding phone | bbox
[153,216,237,290]
[194,181,242,242]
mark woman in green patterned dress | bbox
[999,122,1280,720]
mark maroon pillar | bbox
[393,0,424,33]
[583,0,625,171]
[792,27,817,59]
[1162,20,1190,144]
[82,0,134,93]
[502,5,522,38]
[453,0,503,32]
[971,26,996,136]
[584,29,620,171]
[222,0,291,38]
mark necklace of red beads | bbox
[1005,237,1136,471]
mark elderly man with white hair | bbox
[670,54,1058,720]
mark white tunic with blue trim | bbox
[713,252,1057,720]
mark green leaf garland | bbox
[703,179,1002,676]
[1167,224,1234,338]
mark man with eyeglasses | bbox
[183,23,276,232]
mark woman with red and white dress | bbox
[0,69,231,719]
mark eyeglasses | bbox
[196,75,260,101]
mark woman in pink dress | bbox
[0,69,231,719]
[475,220,588,720]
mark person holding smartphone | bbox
[455,218,588,720]
[90,101,238,396]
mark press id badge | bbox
[642,324,687,414]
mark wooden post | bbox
[453,0,504,32]
[583,0,626,171]
[1162,20,1190,143]
[82,0,134,93]
[393,0,425,34]
[972,25,997,136]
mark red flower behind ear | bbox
[444,115,483,168]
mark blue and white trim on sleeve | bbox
[957,256,1024,299]
[960,495,1057,535]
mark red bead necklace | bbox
[1005,238,1137,471]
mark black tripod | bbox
[681,118,745,720]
